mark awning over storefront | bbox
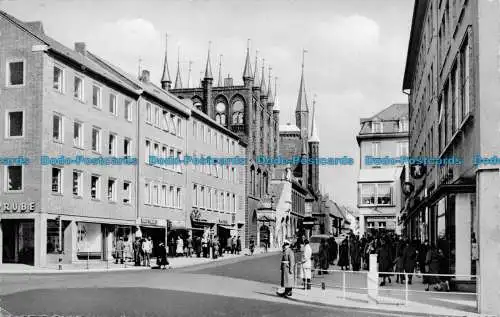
[217,224,234,230]
[358,167,402,182]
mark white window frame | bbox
[177,117,182,137]
[125,100,133,122]
[397,141,409,157]
[161,184,167,207]
[109,93,118,116]
[176,187,181,208]
[146,102,152,124]
[145,139,151,164]
[5,109,25,139]
[52,113,63,143]
[6,58,26,87]
[51,167,63,194]
[144,182,151,204]
[74,75,84,102]
[92,84,102,109]
[91,127,101,153]
[108,133,117,156]
[5,165,24,192]
[108,178,117,202]
[90,174,101,200]
[124,138,132,157]
[162,111,169,132]
[123,181,132,204]
[53,64,65,93]
[372,121,383,133]
[73,120,84,148]
[72,170,83,197]
[371,142,380,157]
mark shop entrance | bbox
[139,227,166,257]
[259,224,270,248]
[2,219,35,265]
[217,225,232,252]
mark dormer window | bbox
[372,121,382,133]
[398,119,409,132]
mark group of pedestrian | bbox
[169,234,242,259]
[132,236,153,267]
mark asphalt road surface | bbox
[0,252,421,317]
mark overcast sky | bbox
[0,0,413,208]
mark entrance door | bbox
[2,219,35,265]
[260,225,270,248]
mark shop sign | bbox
[138,217,167,227]
[0,201,36,213]
[218,219,229,225]
[191,209,208,223]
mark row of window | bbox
[145,139,183,173]
[192,183,237,213]
[249,167,269,198]
[192,119,239,154]
[359,183,394,206]
[144,182,182,209]
[368,141,409,158]
[190,155,239,185]
[53,64,133,121]
[50,167,132,203]
[145,102,183,138]
[52,114,132,155]
[370,119,409,134]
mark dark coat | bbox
[338,243,349,267]
[319,243,329,269]
[156,246,169,266]
[403,244,417,273]
[378,243,393,273]
[281,247,295,288]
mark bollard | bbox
[58,252,63,271]
[321,281,326,290]
[405,273,409,306]
[342,271,346,299]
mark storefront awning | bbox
[217,224,235,230]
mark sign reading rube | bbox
[218,219,229,225]
[0,201,36,213]
[141,218,158,226]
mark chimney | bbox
[224,75,233,87]
[25,21,44,34]
[140,70,150,83]
[74,42,87,55]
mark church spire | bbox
[242,39,253,80]
[186,60,193,89]
[273,77,280,112]
[309,95,319,143]
[296,49,308,113]
[267,66,273,102]
[204,41,213,80]
[260,58,266,95]
[160,33,172,90]
[253,50,259,87]
[174,46,183,89]
[217,54,223,86]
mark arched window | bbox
[263,172,268,194]
[257,169,262,197]
[232,99,244,124]
[192,98,203,111]
[215,101,227,125]
[250,165,255,196]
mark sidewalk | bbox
[0,252,247,274]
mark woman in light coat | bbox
[176,236,184,257]
[301,239,312,290]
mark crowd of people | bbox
[168,234,242,259]
[288,232,452,292]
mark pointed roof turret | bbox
[186,60,193,89]
[217,54,223,86]
[160,33,172,87]
[204,41,213,80]
[253,50,259,86]
[267,66,273,102]
[296,49,308,113]
[260,58,267,95]
[242,39,253,80]
[174,46,183,89]
[309,95,320,143]
[273,77,280,112]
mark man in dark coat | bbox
[419,240,429,284]
[280,240,295,297]
[236,236,242,254]
[328,237,338,265]
[403,240,418,284]
[318,239,329,275]
[350,236,362,271]
[377,237,393,286]
[337,239,349,270]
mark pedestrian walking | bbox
[115,237,125,264]
[377,237,393,286]
[249,237,255,255]
[142,236,152,267]
[187,235,193,258]
[277,240,295,297]
[176,236,184,257]
[202,236,208,258]
[133,237,142,266]
[236,236,242,255]
[301,239,312,290]
[318,239,329,275]
[403,240,417,284]
[156,242,170,270]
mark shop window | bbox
[47,220,64,254]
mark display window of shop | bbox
[47,220,64,254]
[76,222,103,259]
[358,183,393,206]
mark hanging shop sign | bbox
[410,163,426,180]
[191,209,208,223]
[0,201,36,213]
[402,182,415,196]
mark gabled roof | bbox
[360,103,408,123]
[0,10,141,95]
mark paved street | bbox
[0,253,426,317]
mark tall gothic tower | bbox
[308,98,320,193]
[295,50,309,186]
